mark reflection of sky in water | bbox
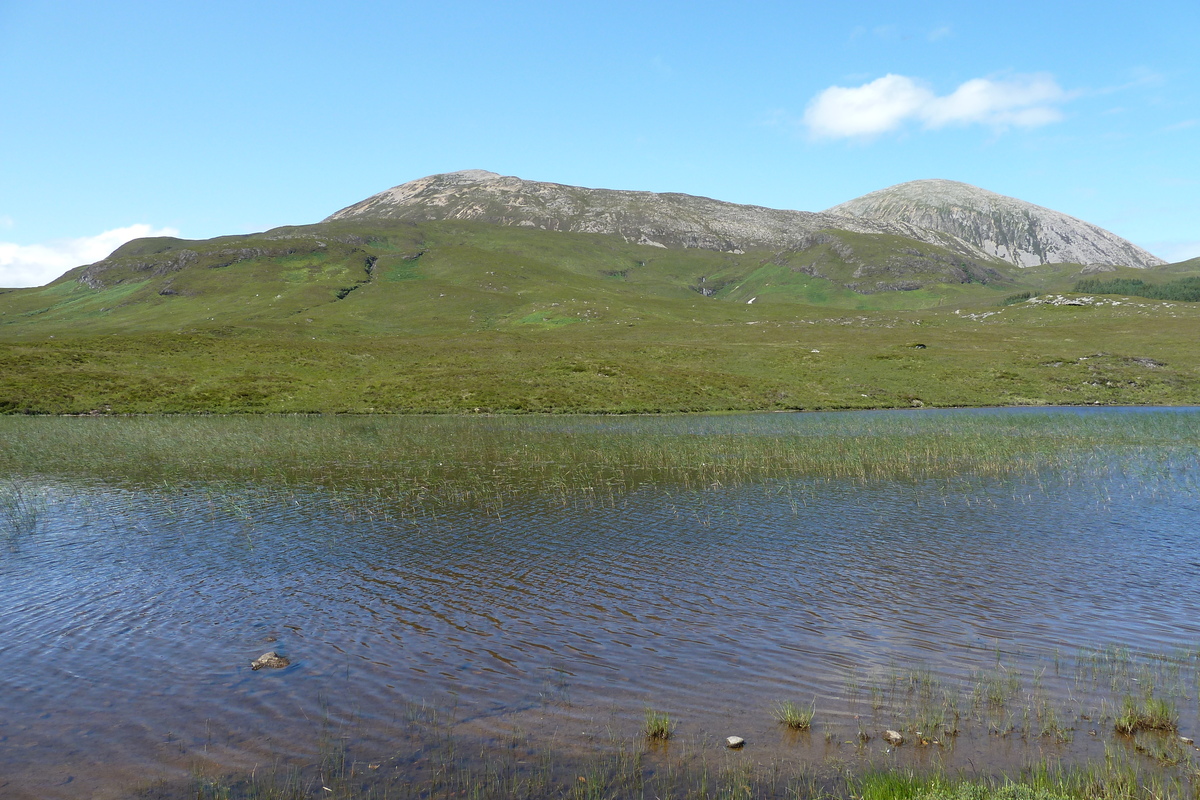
[2,411,1199,797]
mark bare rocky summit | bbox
[827,179,1164,269]
[325,170,970,254]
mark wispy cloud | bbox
[0,224,179,288]
[927,25,953,42]
[803,73,1068,139]
[1093,66,1165,95]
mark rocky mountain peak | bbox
[826,180,1164,268]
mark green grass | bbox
[2,299,1198,413]
[1115,695,1178,735]
[773,700,815,731]
[643,707,674,740]
[2,219,1198,414]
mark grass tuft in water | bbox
[773,699,815,731]
[1114,694,1178,735]
[0,479,46,535]
[643,707,674,740]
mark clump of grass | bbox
[773,700,814,731]
[1114,694,1178,735]
[643,707,673,740]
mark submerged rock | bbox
[251,651,290,670]
[883,730,904,746]
[725,736,745,749]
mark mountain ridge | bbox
[324,171,1161,270]
[324,170,976,256]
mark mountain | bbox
[5,172,1177,312]
[826,179,1164,269]
[2,172,1198,415]
[324,169,975,255]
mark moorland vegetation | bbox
[1,219,1198,414]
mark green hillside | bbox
[1,220,1198,413]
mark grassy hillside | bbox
[2,220,1198,413]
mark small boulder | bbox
[725,736,745,749]
[251,651,290,670]
[883,730,904,746]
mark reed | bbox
[1115,694,1178,735]
[774,699,815,731]
[1,410,1195,520]
[643,707,674,740]
[0,478,46,535]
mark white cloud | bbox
[927,25,953,42]
[804,74,934,138]
[0,224,179,288]
[804,73,1068,139]
[921,75,1065,127]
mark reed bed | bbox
[2,410,1197,520]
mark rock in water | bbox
[251,651,290,670]
[883,729,904,746]
[725,736,745,748]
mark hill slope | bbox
[827,179,1164,269]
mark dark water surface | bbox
[2,409,1199,798]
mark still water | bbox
[2,409,1199,798]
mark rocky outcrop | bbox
[827,179,1164,269]
[78,244,312,289]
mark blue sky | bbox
[1,0,1197,286]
